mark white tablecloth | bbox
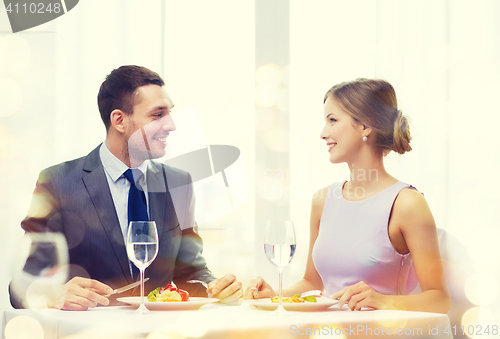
[2,302,453,339]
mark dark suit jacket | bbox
[10,145,216,308]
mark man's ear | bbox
[110,109,126,134]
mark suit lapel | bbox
[147,162,179,230]
[147,163,166,232]
[145,163,179,278]
[82,146,132,283]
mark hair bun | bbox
[392,110,412,154]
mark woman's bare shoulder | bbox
[393,187,435,230]
[312,185,332,208]
[394,187,429,212]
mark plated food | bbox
[147,284,189,302]
[118,283,218,310]
[270,294,317,303]
[117,297,219,310]
[246,297,338,311]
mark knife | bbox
[105,277,150,297]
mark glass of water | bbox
[11,233,69,309]
[264,220,296,315]
[126,221,159,314]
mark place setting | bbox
[116,220,218,312]
[244,220,340,314]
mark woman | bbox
[245,79,450,313]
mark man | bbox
[10,65,242,310]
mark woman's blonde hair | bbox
[324,78,412,155]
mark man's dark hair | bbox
[97,65,165,130]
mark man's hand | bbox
[207,274,243,304]
[48,277,113,311]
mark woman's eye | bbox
[330,118,337,122]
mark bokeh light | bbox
[26,192,53,219]
[0,78,23,117]
[461,306,497,338]
[0,36,31,73]
[462,307,479,338]
[4,315,44,339]
[464,273,499,306]
[25,277,66,311]
[256,64,282,86]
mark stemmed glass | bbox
[126,221,159,314]
[11,233,69,310]
[264,220,296,315]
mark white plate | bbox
[246,297,338,312]
[117,297,219,310]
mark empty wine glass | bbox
[264,220,296,315]
[126,221,159,314]
[11,233,69,310]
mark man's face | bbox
[124,84,176,166]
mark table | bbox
[2,303,453,339]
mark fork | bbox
[187,280,212,298]
[300,290,328,298]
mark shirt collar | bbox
[99,142,149,182]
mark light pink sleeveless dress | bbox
[312,181,418,296]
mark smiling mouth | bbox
[328,143,337,152]
[153,136,167,145]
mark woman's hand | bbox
[244,276,276,299]
[331,281,389,311]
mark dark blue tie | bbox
[124,169,149,223]
[124,169,148,280]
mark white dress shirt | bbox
[99,142,150,242]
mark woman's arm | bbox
[389,188,450,313]
[281,186,327,295]
[332,189,451,313]
[245,187,328,298]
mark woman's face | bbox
[320,96,365,164]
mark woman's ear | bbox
[110,109,126,134]
[362,125,373,137]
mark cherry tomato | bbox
[164,284,176,292]
[178,289,189,301]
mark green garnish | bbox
[302,295,317,302]
[147,287,161,301]
[291,294,318,302]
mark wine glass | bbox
[264,220,296,315]
[11,233,69,310]
[126,221,159,314]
